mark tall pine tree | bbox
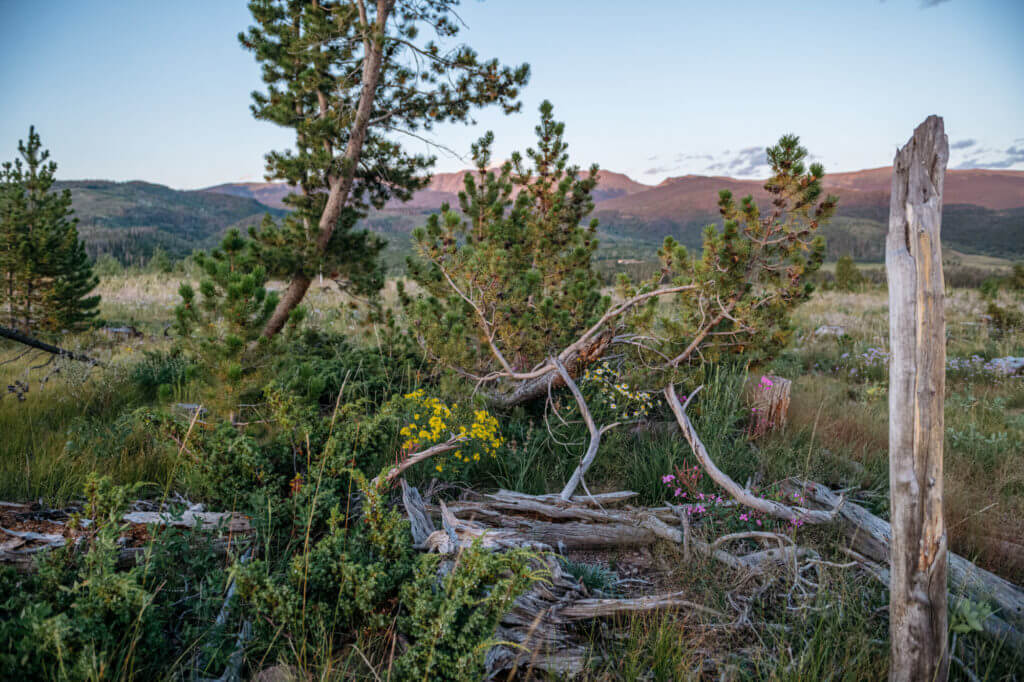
[0,127,98,333]
[239,0,529,336]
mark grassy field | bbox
[1,271,1022,680]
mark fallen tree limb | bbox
[786,479,1024,650]
[0,325,105,367]
[373,437,465,485]
[121,510,252,533]
[665,384,844,525]
[559,591,726,620]
[403,483,735,678]
[554,357,620,501]
[0,500,253,572]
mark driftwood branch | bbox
[0,502,252,572]
[399,483,728,678]
[372,436,466,485]
[554,357,620,501]
[560,592,726,620]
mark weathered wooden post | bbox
[886,115,949,682]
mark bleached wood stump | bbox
[749,374,791,438]
[886,115,949,682]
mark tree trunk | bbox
[261,0,394,338]
[886,115,949,682]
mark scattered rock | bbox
[990,356,1024,376]
[101,326,144,339]
[253,664,309,682]
[814,325,846,337]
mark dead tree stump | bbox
[886,115,949,682]
[748,374,791,438]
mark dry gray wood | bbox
[400,483,732,678]
[665,384,844,525]
[121,510,252,533]
[786,479,1024,652]
[749,375,791,437]
[555,357,618,501]
[1,502,252,572]
[372,436,464,485]
[886,114,950,682]
[400,479,435,546]
[560,591,726,620]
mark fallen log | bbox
[402,483,731,678]
[665,384,844,526]
[121,510,252,534]
[785,479,1024,650]
[0,500,252,572]
[560,592,726,620]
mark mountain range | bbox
[204,167,1024,265]
[60,166,1024,268]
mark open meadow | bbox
[3,2,1024,679]
[2,269,1022,680]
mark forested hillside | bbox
[54,180,287,265]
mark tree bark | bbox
[886,115,949,682]
[261,0,394,337]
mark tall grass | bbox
[0,349,177,503]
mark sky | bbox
[1,0,1022,190]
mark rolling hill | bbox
[205,167,1024,263]
[55,180,288,265]
[58,166,1024,269]
[592,168,1024,261]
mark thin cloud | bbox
[879,0,953,8]
[643,165,678,175]
[950,138,977,150]
[954,145,1024,169]
[674,152,714,162]
[727,146,770,177]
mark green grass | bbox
[2,274,1022,679]
[0,335,186,503]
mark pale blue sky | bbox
[1,0,1021,189]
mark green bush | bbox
[835,254,864,291]
[233,471,541,680]
[0,475,235,680]
[129,350,194,401]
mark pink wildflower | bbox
[661,474,675,484]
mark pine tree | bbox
[239,0,529,337]
[409,131,836,409]
[401,101,607,380]
[835,254,863,291]
[0,127,98,333]
[174,228,282,400]
[622,134,836,378]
